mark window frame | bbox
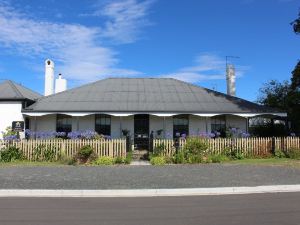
[56,114,72,133]
[211,115,226,132]
[173,114,189,138]
[95,114,111,136]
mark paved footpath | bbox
[1,193,300,225]
[0,164,300,189]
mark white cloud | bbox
[160,53,248,83]
[0,1,151,83]
[83,0,154,44]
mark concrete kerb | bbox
[1,185,300,197]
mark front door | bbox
[134,114,149,150]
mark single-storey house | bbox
[19,78,286,149]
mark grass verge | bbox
[0,161,68,167]
[225,158,300,168]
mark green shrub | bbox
[115,156,126,164]
[93,156,115,165]
[78,145,93,159]
[124,152,132,164]
[208,154,229,163]
[164,156,173,164]
[1,126,17,138]
[174,151,186,164]
[33,144,57,162]
[150,156,166,165]
[174,137,208,164]
[183,137,208,156]
[153,144,166,156]
[228,148,245,160]
[274,149,287,158]
[0,146,24,162]
[286,148,300,159]
[76,145,95,164]
[186,153,203,164]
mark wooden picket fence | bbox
[0,139,126,161]
[153,137,300,157]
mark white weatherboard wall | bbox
[111,115,134,138]
[0,102,24,139]
[72,115,95,131]
[189,115,210,134]
[30,114,56,132]
[226,115,247,131]
[149,115,173,138]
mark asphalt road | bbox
[0,193,299,225]
[1,164,300,189]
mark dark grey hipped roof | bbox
[23,78,281,113]
[0,80,41,101]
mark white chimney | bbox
[55,73,67,93]
[226,64,236,96]
[44,59,54,96]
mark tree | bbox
[291,10,300,34]
[257,80,290,110]
[288,61,300,132]
[257,62,300,135]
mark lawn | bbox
[1,158,300,168]
[0,161,68,167]
[226,158,300,168]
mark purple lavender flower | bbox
[166,132,172,139]
[209,133,216,138]
[230,127,237,133]
[3,135,18,141]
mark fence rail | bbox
[153,137,300,157]
[0,139,126,161]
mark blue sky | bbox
[0,0,298,101]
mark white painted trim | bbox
[22,112,287,118]
[151,113,178,117]
[23,113,51,117]
[108,113,134,117]
[0,185,299,197]
[64,113,92,117]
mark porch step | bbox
[132,150,149,160]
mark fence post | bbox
[149,131,154,152]
[271,136,275,155]
[174,137,180,163]
[126,136,131,152]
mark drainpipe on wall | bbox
[205,117,208,133]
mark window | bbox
[56,114,72,133]
[211,115,226,132]
[95,114,111,136]
[173,115,189,138]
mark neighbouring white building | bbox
[0,60,287,149]
[0,80,41,139]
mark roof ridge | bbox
[7,80,23,98]
[13,82,42,99]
